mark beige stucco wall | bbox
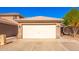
[56,23,61,39]
[0,23,18,37]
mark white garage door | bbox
[23,25,56,39]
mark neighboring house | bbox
[0,13,23,37]
[0,18,18,37]
[16,16,61,39]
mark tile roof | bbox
[16,16,62,23]
[0,13,24,18]
[0,18,18,25]
[18,16,62,20]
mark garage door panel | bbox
[23,25,56,39]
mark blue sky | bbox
[0,7,73,18]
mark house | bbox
[16,16,61,39]
[0,13,24,37]
[0,13,62,42]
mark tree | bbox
[63,8,79,37]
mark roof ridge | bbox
[0,17,18,25]
[18,16,62,20]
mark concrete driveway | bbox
[0,38,79,51]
